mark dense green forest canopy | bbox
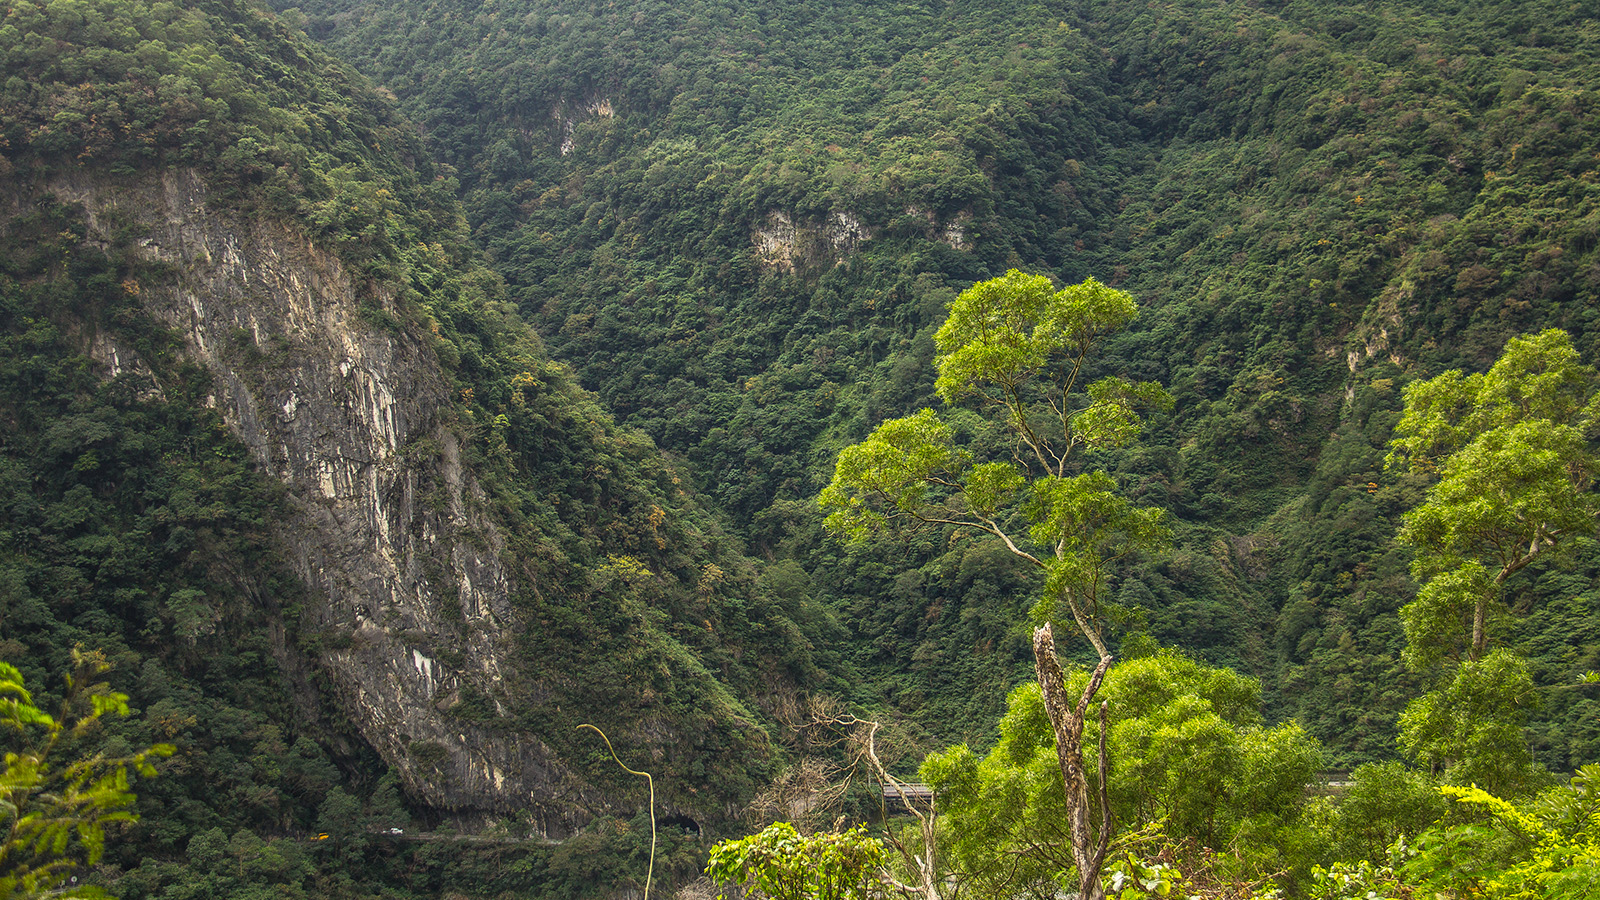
[0,0,837,895]
[283,0,1600,768]
[3,0,1600,895]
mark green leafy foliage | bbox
[1381,330,1599,794]
[1315,769,1600,899]
[820,268,1172,900]
[706,822,888,900]
[0,187,438,899]
[0,651,172,900]
[1,0,835,895]
[820,409,961,542]
[923,652,1323,896]
[1397,648,1544,796]
[1388,329,1599,663]
[1029,473,1171,630]
[822,270,1170,658]
[1326,761,1447,867]
[12,0,1600,891]
[276,0,1600,769]
[933,272,1139,409]
[1102,824,1288,900]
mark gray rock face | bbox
[36,169,599,836]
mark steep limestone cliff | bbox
[30,168,601,835]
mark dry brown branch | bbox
[744,756,851,831]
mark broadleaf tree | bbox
[922,651,1323,896]
[706,822,888,900]
[821,270,1170,900]
[1385,328,1600,792]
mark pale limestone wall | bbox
[31,169,599,836]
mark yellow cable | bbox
[577,723,656,899]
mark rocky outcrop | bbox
[904,204,973,252]
[554,96,617,155]
[31,170,599,836]
[751,206,977,272]
[752,209,875,272]
[753,210,805,271]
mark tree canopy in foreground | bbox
[821,270,1170,899]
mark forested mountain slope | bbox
[1,0,831,894]
[282,0,1600,770]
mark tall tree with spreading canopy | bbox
[821,270,1169,900]
[1386,328,1600,791]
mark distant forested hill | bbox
[277,0,1600,772]
[1,0,838,895]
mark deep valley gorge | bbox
[2,1,1598,897]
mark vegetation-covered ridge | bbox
[284,0,1600,771]
[1,0,840,896]
[3,0,1600,895]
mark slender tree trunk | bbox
[1470,595,1487,662]
[1033,624,1111,900]
[857,721,943,899]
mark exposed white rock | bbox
[754,209,875,271]
[553,97,615,156]
[825,210,870,256]
[28,169,596,838]
[943,216,972,251]
[753,210,798,270]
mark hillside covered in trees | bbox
[285,0,1600,763]
[3,0,1599,896]
[1,0,830,895]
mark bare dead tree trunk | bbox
[1033,623,1111,900]
[855,721,942,900]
